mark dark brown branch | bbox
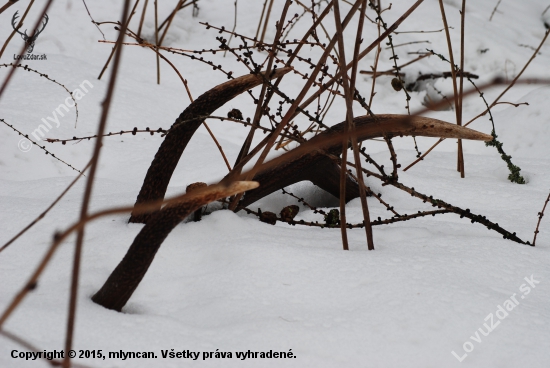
[92,181,259,311]
[64,1,131,366]
[0,0,19,15]
[129,67,291,223]
[236,114,492,210]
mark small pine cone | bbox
[391,77,404,91]
[259,211,277,225]
[280,205,299,221]
[227,108,244,120]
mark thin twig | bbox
[224,0,238,57]
[394,27,448,34]
[97,0,141,80]
[159,0,184,46]
[0,0,19,15]
[333,0,351,250]
[458,0,466,176]
[128,34,233,172]
[297,0,426,120]
[158,1,199,31]
[81,0,106,39]
[532,192,550,246]
[63,1,131,367]
[228,0,292,209]
[489,0,502,21]
[0,63,79,126]
[0,161,92,254]
[360,53,431,76]
[403,30,550,172]
[438,0,464,177]
[0,118,82,173]
[255,0,269,45]
[367,15,382,108]
[154,0,160,84]
[259,0,274,44]
[137,0,149,38]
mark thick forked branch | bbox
[129,68,291,224]
[236,115,492,209]
[92,117,490,312]
[93,181,259,312]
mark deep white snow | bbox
[0,0,549,367]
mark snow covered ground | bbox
[1,0,549,367]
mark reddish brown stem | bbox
[63,2,131,367]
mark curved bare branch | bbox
[129,67,291,223]
[237,114,491,209]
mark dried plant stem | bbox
[63,1,131,367]
[154,0,160,84]
[260,0,275,44]
[0,118,82,173]
[403,30,550,172]
[485,29,550,112]
[0,0,19,15]
[255,0,269,44]
[82,0,106,39]
[0,161,92,254]
[489,0,502,21]
[224,0,238,57]
[333,0,351,250]
[458,0,466,174]
[143,43,232,171]
[361,53,430,77]
[335,0,374,250]
[136,0,149,37]
[0,63,79,125]
[158,0,198,31]
[297,0,425,116]
[368,17,382,108]
[97,0,141,80]
[358,168,527,244]
[532,192,550,246]
[251,0,363,172]
[229,0,292,209]
[159,0,184,46]
[438,0,464,177]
